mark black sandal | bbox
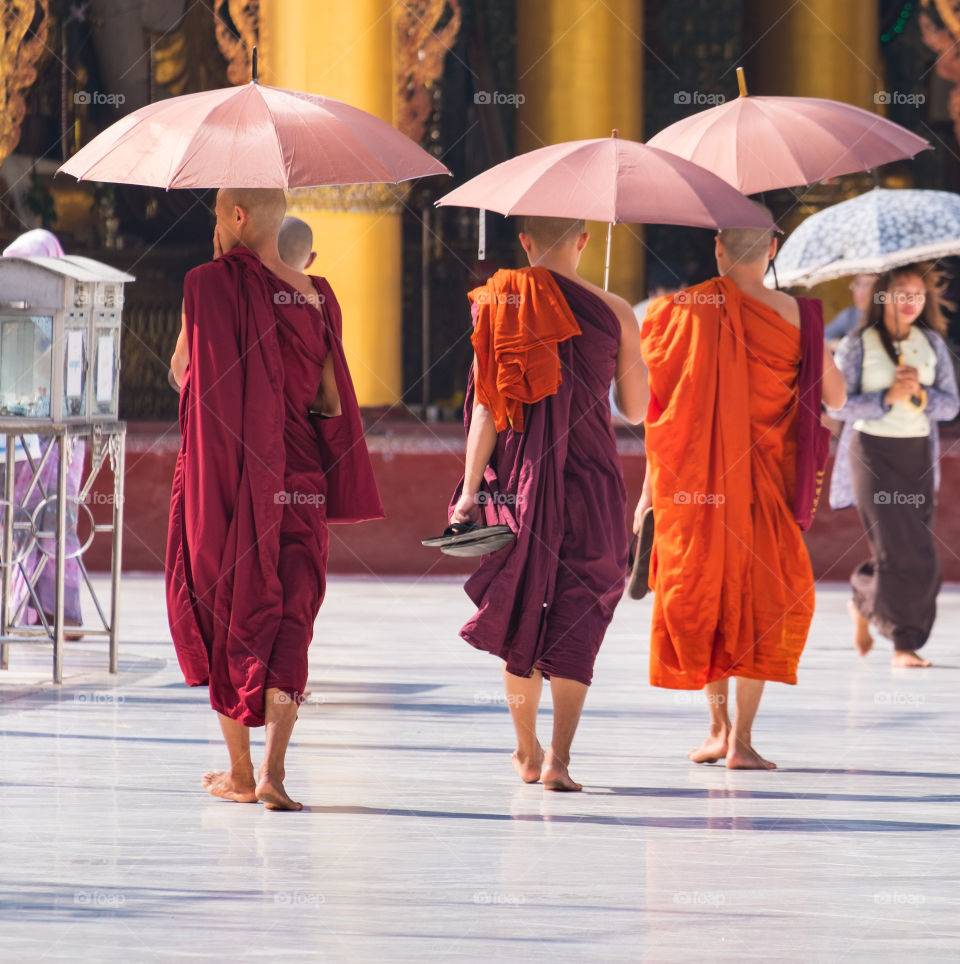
[626,507,654,599]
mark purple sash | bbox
[794,297,831,531]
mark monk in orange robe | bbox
[635,213,846,769]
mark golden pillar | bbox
[260,0,403,405]
[743,0,879,108]
[744,2,879,314]
[515,0,646,301]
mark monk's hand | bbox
[632,492,652,535]
[451,490,482,526]
[213,225,224,260]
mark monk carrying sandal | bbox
[422,521,515,557]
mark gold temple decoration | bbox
[0,0,50,168]
[152,1,227,97]
[286,182,411,217]
[394,0,461,143]
[920,0,960,144]
[214,0,259,86]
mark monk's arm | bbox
[821,343,846,410]
[170,301,189,387]
[450,394,497,525]
[613,306,649,424]
[310,354,342,417]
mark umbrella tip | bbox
[252,45,259,84]
[736,66,748,97]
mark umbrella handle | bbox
[252,46,259,84]
[603,222,612,291]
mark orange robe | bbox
[470,266,581,432]
[641,277,815,689]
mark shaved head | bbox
[518,215,586,249]
[278,216,314,271]
[217,188,287,232]
[716,202,775,264]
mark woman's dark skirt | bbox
[849,430,940,651]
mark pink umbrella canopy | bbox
[436,135,774,229]
[58,82,449,189]
[647,86,930,195]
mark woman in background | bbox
[829,263,959,667]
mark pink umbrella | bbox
[647,68,930,194]
[58,75,448,189]
[436,132,773,286]
[437,133,772,228]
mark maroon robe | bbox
[165,246,383,726]
[457,272,627,686]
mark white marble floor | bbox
[1,575,959,962]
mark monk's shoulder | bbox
[759,289,801,328]
[185,257,235,297]
[575,278,636,327]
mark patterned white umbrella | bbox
[771,188,960,288]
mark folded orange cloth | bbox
[469,266,582,432]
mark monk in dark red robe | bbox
[634,212,845,769]
[449,216,648,791]
[167,189,382,809]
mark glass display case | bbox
[0,256,133,425]
[0,255,132,683]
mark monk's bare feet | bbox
[202,770,257,803]
[687,726,729,764]
[849,600,874,657]
[725,741,777,770]
[541,749,582,791]
[255,770,302,811]
[892,650,932,668]
[511,746,544,784]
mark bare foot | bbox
[848,600,874,657]
[892,650,932,668]
[202,770,257,803]
[687,727,729,764]
[726,741,777,770]
[255,771,303,811]
[511,746,544,784]
[540,749,582,791]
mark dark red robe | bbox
[456,271,627,686]
[165,246,383,726]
